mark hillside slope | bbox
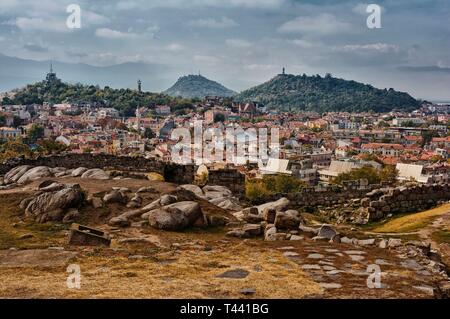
[235,73,420,113]
[164,75,236,98]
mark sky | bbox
[0,0,449,100]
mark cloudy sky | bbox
[0,0,449,100]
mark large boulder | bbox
[103,190,128,204]
[209,197,242,211]
[274,210,303,230]
[256,197,290,215]
[148,201,202,231]
[317,224,338,240]
[71,167,88,177]
[178,184,205,198]
[203,185,232,200]
[81,169,110,180]
[24,184,85,223]
[160,194,178,206]
[17,166,53,184]
[4,165,31,184]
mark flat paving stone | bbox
[319,261,334,266]
[278,246,295,250]
[413,285,435,296]
[344,250,366,255]
[349,255,365,262]
[217,268,250,279]
[375,259,391,265]
[301,264,321,270]
[322,265,337,271]
[283,251,300,257]
[326,270,344,275]
[307,253,325,259]
[320,283,342,289]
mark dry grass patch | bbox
[372,204,450,233]
[0,193,67,250]
[0,242,322,299]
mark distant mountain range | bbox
[163,74,236,99]
[0,53,172,93]
[1,54,421,113]
[235,73,420,113]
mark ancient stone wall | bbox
[0,154,196,184]
[252,182,450,223]
[363,184,450,221]
[208,168,246,198]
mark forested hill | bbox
[2,78,193,117]
[163,74,236,99]
[235,73,420,113]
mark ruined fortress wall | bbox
[208,168,246,198]
[255,187,371,208]
[363,184,450,221]
[0,154,196,184]
[0,154,247,192]
[255,183,450,222]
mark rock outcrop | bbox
[148,201,202,231]
[24,184,85,223]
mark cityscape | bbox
[0,0,449,309]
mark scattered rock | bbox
[62,208,80,223]
[216,268,249,279]
[71,167,88,177]
[109,216,131,228]
[262,208,276,224]
[178,184,204,198]
[24,184,85,223]
[4,165,31,184]
[160,194,178,206]
[17,166,52,184]
[136,186,157,194]
[240,288,256,296]
[148,201,202,231]
[257,197,290,215]
[317,225,338,240]
[298,225,319,238]
[274,210,303,230]
[103,190,128,205]
[81,168,110,180]
[387,238,402,248]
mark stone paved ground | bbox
[267,240,443,298]
[0,234,447,298]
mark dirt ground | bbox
[0,177,448,299]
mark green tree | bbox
[334,166,381,185]
[213,113,226,123]
[143,127,156,139]
[28,124,44,142]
